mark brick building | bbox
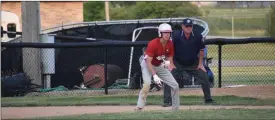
[1,1,83,31]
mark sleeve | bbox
[146,41,155,57]
[198,35,206,50]
[167,42,174,57]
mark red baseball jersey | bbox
[145,38,174,66]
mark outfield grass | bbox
[2,95,275,107]
[210,66,275,86]
[32,109,275,120]
[211,29,266,37]
[201,8,271,17]
[207,43,275,60]
[200,8,271,37]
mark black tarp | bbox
[1,48,23,75]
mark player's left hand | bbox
[197,64,206,72]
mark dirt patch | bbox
[181,85,275,99]
[148,85,275,100]
[2,105,275,119]
[208,85,275,99]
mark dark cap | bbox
[182,18,193,26]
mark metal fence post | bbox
[104,47,108,95]
[218,44,222,88]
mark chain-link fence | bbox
[1,40,146,97]
[207,43,275,88]
[1,15,275,97]
[2,37,275,97]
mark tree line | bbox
[83,1,202,21]
[83,1,275,36]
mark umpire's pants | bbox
[163,60,212,104]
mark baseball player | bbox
[136,23,180,111]
[139,47,161,92]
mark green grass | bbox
[210,29,266,37]
[2,95,275,107]
[32,109,275,120]
[207,43,275,60]
[201,8,271,17]
[210,66,275,86]
[200,8,271,37]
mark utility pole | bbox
[105,1,110,21]
[21,1,42,86]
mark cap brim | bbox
[182,23,193,26]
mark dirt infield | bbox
[2,85,275,119]
[181,85,275,99]
[128,85,275,100]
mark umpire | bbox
[163,18,215,107]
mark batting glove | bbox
[153,74,163,87]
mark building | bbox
[1,1,83,31]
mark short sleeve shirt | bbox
[146,38,174,66]
[172,30,205,65]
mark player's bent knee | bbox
[140,83,150,102]
[143,79,151,85]
[171,83,179,90]
[142,84,150,94]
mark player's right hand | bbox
[153,74,163,87]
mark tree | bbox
[83,1,105,21]
[83,1,203,21]
[108,2,136,20]
[133,2,202,19]
[110,7,135,20]
[110,1,136,8]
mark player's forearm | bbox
[167,56,175,66]
[167,57,173,64]
[199,50,204,65]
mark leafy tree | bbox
[83,1,105,21]
[133,2,202,19]
[110,7,135,20]
[83,1,202,21]
[110,1,136,8]
[108,2,136,20]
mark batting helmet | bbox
[158,23,172,37]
